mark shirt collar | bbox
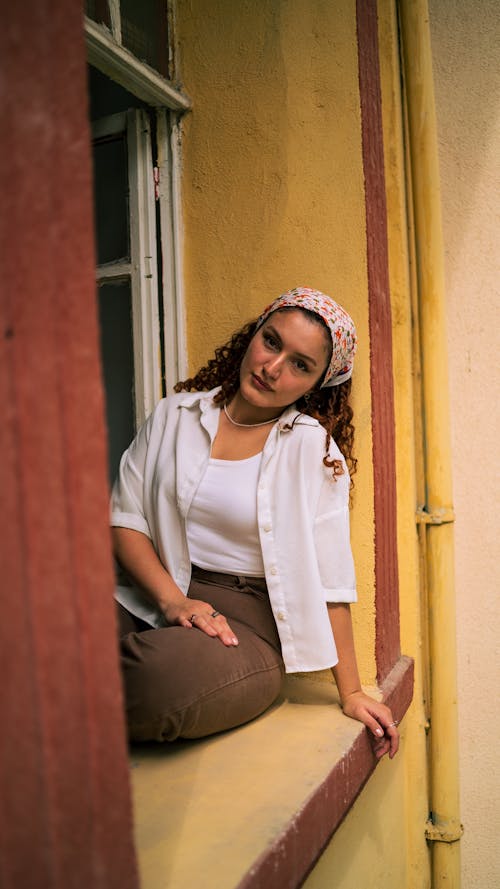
[177,386,221,409]
[178,387,318,431]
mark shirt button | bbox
[270,566,278,575]
[263,523,272,532]
[277,611,286,621]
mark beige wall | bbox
[429,2,500,886]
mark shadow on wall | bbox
[429,0,500,285]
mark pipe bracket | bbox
[416,506,455,525]
[425,818,464,843]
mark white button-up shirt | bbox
[111,388,357,672]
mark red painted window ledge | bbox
[237,655,414,889]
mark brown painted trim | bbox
[0,1,139,886]
[356,0,401,680]
[236,657,414,889]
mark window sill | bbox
[130,655,413,889]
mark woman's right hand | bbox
[112,527,239,647]
[162,597,239,647]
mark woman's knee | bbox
[120,628,284,742]
[178,659,284,740]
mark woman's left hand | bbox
[341,691,400,759]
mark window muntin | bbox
[85,0,170,79]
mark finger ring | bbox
[388,720,399,728]
[190,614,197,623]
[211,610,221,618]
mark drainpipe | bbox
[398,1,463,886]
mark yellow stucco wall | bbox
[303,750,407,888]
[429,2,500,887]
[175,0,431,885]
[304,2,432,883]
[176,0,376,679]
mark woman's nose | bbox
[263,355,283,379]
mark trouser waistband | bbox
[191,565,267,592]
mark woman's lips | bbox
[252,373,273,392]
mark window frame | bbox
[85,16,190,111]
[93,108,161,427]
[86,14,191,423]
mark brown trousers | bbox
[117,567,284,742]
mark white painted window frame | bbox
[156,109,188,385]
[128,109,162,423]
[85,16,190,111]
[93,109,161,427]
[86,13,190,420]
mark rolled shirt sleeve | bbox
[111,413,153,539]
[312,445,357,603]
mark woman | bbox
[112,287,399,758]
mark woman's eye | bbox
[263,332,279,349]
[293,358,308,372]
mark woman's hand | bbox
[162,597,239,648]
[112,528,239,646]
[341,690,400,759]
[327,604,399,760]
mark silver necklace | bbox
[223,404,281,428]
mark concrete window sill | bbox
[130,655,413,889]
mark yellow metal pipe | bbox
[398,2,463,885]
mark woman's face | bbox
[238,309,331,411]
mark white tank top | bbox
[186,452,265,576]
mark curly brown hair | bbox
[174,311,357,482]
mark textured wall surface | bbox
[176,0,378,678]
[429,2,500,886]
[303,751,407,889]
[175,3,428,885]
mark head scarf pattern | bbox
[256,287,357,387]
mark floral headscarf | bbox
[256,287,357,387]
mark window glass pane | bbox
[85,0,111,28]
[88,66,149,122]
[98,280,135,483]
[92,134,130,264]
[120,0,169,77]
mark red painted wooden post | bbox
[0,2,139,887]
[357,0,402,681]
